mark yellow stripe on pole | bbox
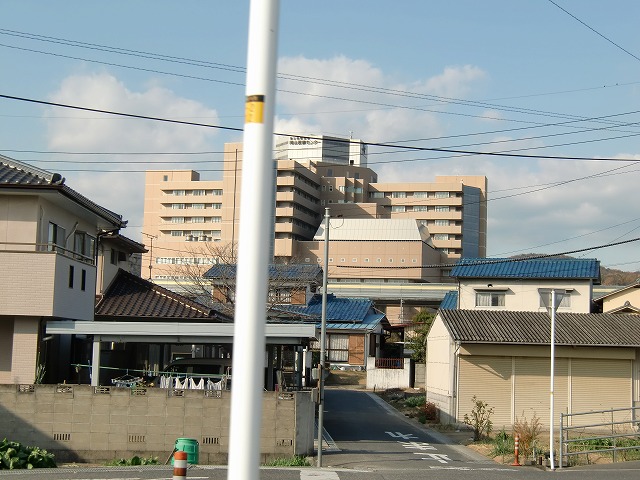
[245,95,265,123]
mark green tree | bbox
[406,310,435,363]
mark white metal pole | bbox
[549,289,556,471]
[317,208,330,467]
[227,2,279,480]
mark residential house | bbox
[448,257,601,313]
[595,279,640,314]
[0,155,129,384]
[47,268,319,390]
[425,257,640,429]
[427,309,640,427]
[280,293,390,370]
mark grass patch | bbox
[264,455,310,467]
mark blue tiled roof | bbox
[450,257,600,281]
[279,294,387,332]
[439,290,458,310]
[204,263,322,281]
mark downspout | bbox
[452,341,461,424]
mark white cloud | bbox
[276,56,486,142]
[44,72,221,241]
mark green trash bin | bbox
[173,437,199,465]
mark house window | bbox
[211,216,221,223]
[192,217,205,223]
[68,265,74,288]
[47,222,66,252]
[192,203,205,209]
[174,189,185,196]
[212,189,223,196]
[476,291,505,307]
[434,234,449,241]
[171,231,183,237]
[73,232,95,260]
[81,269,87,291]
[435,219,450,226]
[212,203,222,209]
[172,203,185,209]
[435,191,450,198]
[172,217,185,223]
[435,206,450,212]
[163,175,168,181]
[192,189,205,196]
[539,291,571,308]
[328,334,349,362]
[110,249,119,265]
[413,205,427,212]
[369,192,384,199]
[392,191,406,198]
[391,206,406,213]
[414,192,428,198]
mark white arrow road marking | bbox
[385,431,418,440]
[417,453,451,463]
[400,441,436,450]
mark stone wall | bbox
[0,383,315,464]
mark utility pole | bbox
[141,232,157,280]
[227,2,280,480]
[317,208,329,467]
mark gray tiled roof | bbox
[0,155,124,227]
[439,309,640,347]
[96,269,229,321]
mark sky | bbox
[2,1,640,272]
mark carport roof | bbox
[439,309,640,347]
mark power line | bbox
[548,0,640,63]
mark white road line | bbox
[300,469,340,479]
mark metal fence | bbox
[559,406,640,468]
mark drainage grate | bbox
[53,433,71,442]
[128,434,146,443]
[202,437,220,445]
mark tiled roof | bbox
[439,309,640,346]
[96,269,230,321]
[450,257,600,282]
[0,155,124,227]
[204,263,322,282]
[439,290,458,310]
[277,294,388,331]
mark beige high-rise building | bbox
[141,140,487,289]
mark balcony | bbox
[0,246,96,320]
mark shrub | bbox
[490,428,514,458]
[513,413,542,460]
[463,396,494,441]
[404,395,426,408]
[415,402,439,424]
[105,456,158,466]
[0,438,56,469]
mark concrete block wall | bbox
[366,357,412,390]
[0,384,315,464]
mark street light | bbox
[541,288,565,471]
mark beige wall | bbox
[425,316,455,420]
[456,279,594,313]
[0,384,315,464]
[602,286,640,312]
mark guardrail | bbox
[559,406,640,468]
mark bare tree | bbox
[164,241,322,310]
